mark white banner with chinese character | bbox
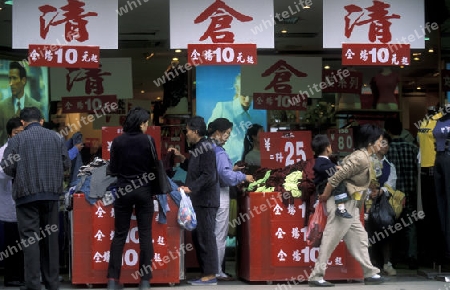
[50,58,133,100]
[323,0,425,49]
[170,0,274,49]
[241,56,323,100]
[13,0,118,49]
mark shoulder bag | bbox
[147,135,171,195]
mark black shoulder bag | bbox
[147,135,171,195]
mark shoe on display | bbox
[383,262,397,276]
[308,279,335,287]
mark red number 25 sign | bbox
[260,131,313,169]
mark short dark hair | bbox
[9,61,27,79]
[311,134,330,156]
[6,117,22,136]
[382,132,392,144]
[187,116,207,137]
[122,106,150,133]
[357,124,383,149]
[207,118,233,136]
[384,118,403,136]
[242,123,263,161]
[20,107,42,122]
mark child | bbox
[311,134,352,218]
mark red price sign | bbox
[342,43,410,66]
[253,93,308,111]
[260,131,313,169]
[28,44,100,68]
[188,43,257,65]
[327,128,354,154]
[61,95,118,113]
[102,126,161,161]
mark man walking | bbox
[0,107,70,290]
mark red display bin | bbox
[238,192,364,283]
[71,193,183,286]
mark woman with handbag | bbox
[106,107,156,290]
[307,124,385,287]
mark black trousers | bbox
[192,206,218,276]
[107,186,154,281]
[434,153,450,259]
[2,221,24,283]
[16,200,59,290]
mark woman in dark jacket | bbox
[170,116,220,286]
[107,107,155,290]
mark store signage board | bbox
[323,0,425,49]
[260,131,313,169]
[102,126,161,161]
[342,43,410,66]
[187,43,257,65]
[28,44,100,68]
[326,128,354,154]
[242,56,323,110]
[170,0,274,49]
[50,58,133,100]
[322,70,362,94]
[91,206,167,270]
[13,0,118,49]
[61,95,117,113]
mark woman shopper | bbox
[308,124,385,287]
[208,118,254,280]
[107,107,155,290]
[170,116,220,286]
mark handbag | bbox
[147,135,171,195]
[369,192,396,231]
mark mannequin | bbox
[417,106,442,265]
[432,105,450,264]
[371,67,399,110]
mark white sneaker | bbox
[383,262,397,276]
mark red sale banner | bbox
[188,43,257,65]
[253,93,308,111]
[327,128,354,154]
[102,126,161,161]
[260,131,313,169]
[61,95,117,113]
[342,43,410,66]
[28,44,100,68]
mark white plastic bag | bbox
[177,189,197,231]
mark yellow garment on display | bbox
[417,112,441,167]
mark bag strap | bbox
[147,135,159,162]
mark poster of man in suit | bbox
[0,60,49,144]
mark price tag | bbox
[28,44,100,68]
[253,93,308,111]
[188,43,257,65]
[342,43,410,66]
[260,131,313,169]
[61,95,118,114]
[327,128,354,154]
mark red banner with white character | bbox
[61,95,117,113]
[29,45,100,68]
[342,43,410,66]
[188,44,256,65]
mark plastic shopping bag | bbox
[177,189,197,231]
[369,192,396,231]
[306,202,327,247]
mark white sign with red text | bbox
[241,56,323,106]
[50,58,133,101]
[323,0,425,49]
[28,44,100,68]
[170,0,274,49]
[13,0,118,49]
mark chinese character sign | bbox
[323,0,425,49]
[50,58,133,100]
[188,44,257,65]
[342,43,410,66]
[170,0,274,49]
[322,70,363,94]
[13,0,118,49]
[260,131,313,169]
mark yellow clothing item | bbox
[417,112,441,167]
